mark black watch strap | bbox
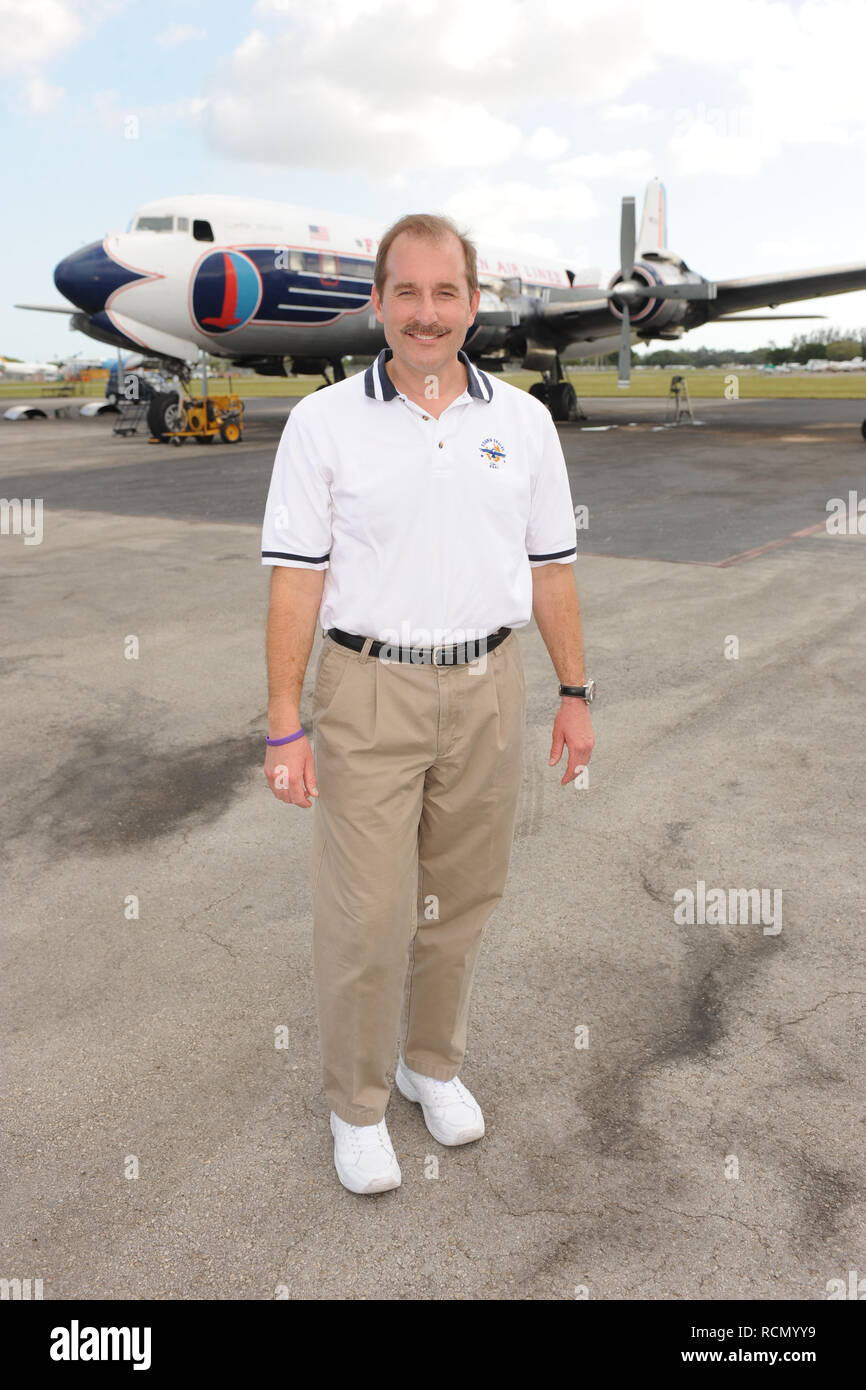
[560,680,595,701]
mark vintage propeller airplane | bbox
[16,179,866,421]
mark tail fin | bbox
[636,178,667,255]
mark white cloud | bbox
[206,0,866,183]
[656,0,866,174]
[0,0,81,71]
[202,0,662,174]
[602,103,659,122]
[551,148,656,180]
[206,77,530,176]
[0,0,127,116]
[755,237,828,265]
[22,74,64,112]
[669,109,775,178]
[155,24,206,46]
[442,180,598,249]
[525,125,570,161]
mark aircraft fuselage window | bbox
[291,251,372,281]
[341,257,374,280]
[193,220,214,242]
[136,216,174,232]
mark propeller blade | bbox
[637,281,717,300]
[562,279,716,305]
[617,304,631,388]
[620,197,636,280]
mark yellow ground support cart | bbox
[148,390,244,445]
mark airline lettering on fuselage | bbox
[476,256,564,286]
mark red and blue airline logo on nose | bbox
[192,250,262,334]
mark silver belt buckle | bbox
[431,643,447,666]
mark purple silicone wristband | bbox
[266,728,305,746]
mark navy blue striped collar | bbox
[364,347,493,402]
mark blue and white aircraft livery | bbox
[18,179,866,419]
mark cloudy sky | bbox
[3,0,866,360]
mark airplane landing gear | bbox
[529,357,586,422]
[314,358,347,390]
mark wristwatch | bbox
[560,679,595,703]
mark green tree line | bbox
[624,326,866,368]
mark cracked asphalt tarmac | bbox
[1,391,863,1299]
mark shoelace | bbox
[413,1075,474,1113]
[340,1119,392,1157]
[426,1079,460,1099]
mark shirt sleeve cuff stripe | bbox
[527,546,577,561]
[262,550,330,563]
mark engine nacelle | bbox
[607,257,703,333]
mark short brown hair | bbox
[373,213,478,300]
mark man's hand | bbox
[264,736,319,807]
[548,698,594,786]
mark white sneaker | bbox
[395,1057,485,1145]
[330,1111,402,1194]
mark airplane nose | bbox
[54,240,145,315]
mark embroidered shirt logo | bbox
[480,437,505,468]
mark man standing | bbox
[261,214,594,1194]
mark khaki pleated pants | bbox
[308,629,526,1125]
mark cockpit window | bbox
[136,216,175,232]
[177,217,189,232]
[193,220,214,242]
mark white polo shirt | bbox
[261,346,577,646]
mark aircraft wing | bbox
[706,263,866,316]
[14,303,79,314]
[527,298,622,342]
[524,261,866,349]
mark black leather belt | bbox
[327,626,511,666]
